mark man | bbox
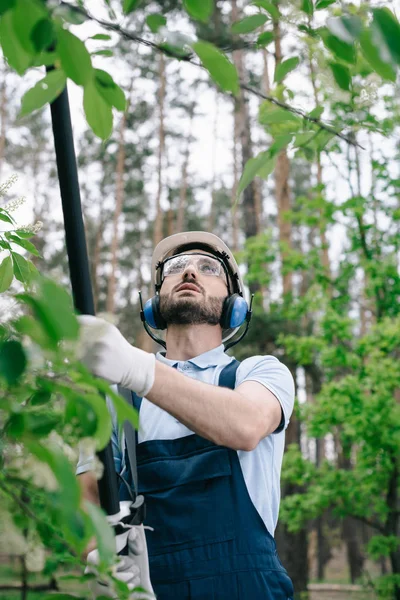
[78,231,295,599]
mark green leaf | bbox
[19,70,66,118]
[92,49,113,57]
[11,252,32,283]
[372,8,400,65]
[326,16,362,44]
[259,102,301,126]
[0,10,32,75]
[237,151,271,198]
[5,413,25,437]
[309,106,324,119]
[321,31,355,64]
[28,442,80,514]
[53,4,87,25]
[0,340,27,384]
[32,51,57,67]
[0,212,13,224]
[329,62,351,90]
[66,393,112,449]
[257,31,274,47]
[274,56,299,83]
[183,0,213,23]
[31,18,54,53]
[7,234,41,256]
[95,380,139,432]
[315,0,335,8]
[12,0,47,54]
[269,134,293,156]
[122,0,142,15]
[83,80,113,139]
[43,595,86,600]
[90,34,112,41]
[0,256,13,292]
[231,14,268,34]
[192,41,239,95]
[251,0,280,20]
[0,0,15,16]
[14,230,36,238]
[30,390,52,406]
[294,131,317,147]
[94,72,126,112]
[84,502,115,565]
[359,29,396,82]
[57,28,92,86]
[301,0,313,16]
[146,14,167,33]
[14,315,49,348]
[17,278,79,344]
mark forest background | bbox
[0,0,399,599]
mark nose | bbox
[182,262,197,280]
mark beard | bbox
[159,292,225,326]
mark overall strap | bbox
[218,359,240,389]
[118,385,140,498]
[118,359,240,497]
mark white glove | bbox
[77,315,155,397]
[86,503,155,599]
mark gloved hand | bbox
[86,502,155,599]
[77,315,155,397]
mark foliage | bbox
[0,176,138,597]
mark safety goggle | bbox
[162,253,227,281]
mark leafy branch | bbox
[59,1,359,148]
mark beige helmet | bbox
[151,231,247,343]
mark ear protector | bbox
[143,293,249,331]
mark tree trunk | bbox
[385,452,400,599]
[106,108,128,314]
[153,53,166,246]
[208,93,220,232]
[272,8,307,594]
[231,104,240,253]
[175,102,195,234]
[275,148,292,295]
[273,15,293,296]
[276,387,309,597]
[0,68,6,179]
[231,0,259,242]
[92,211,106,311]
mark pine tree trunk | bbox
[106,108,128,314]
[0,69,6,179]
[231,105,240,253]
[208,93,220,232]
[276,378,309,596]
[92,212,106,311]
[175,102,195,234]
[273,15,293,296]
[153,54,166,246]
[231,0,259,242]
[272,8,308,595]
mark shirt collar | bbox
[156,344,231,369]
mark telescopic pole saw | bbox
[48,80,119,517]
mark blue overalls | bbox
[122,361,294,600]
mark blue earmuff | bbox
[143,293,248,331]
[220,294,248,329]
[143,296,167,330]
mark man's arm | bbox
[146,361,283,451]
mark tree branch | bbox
[60,1,361,148]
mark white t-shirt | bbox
[76,344,295,536]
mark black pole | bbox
[48,81,119,516]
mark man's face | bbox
[159,250,229,326]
